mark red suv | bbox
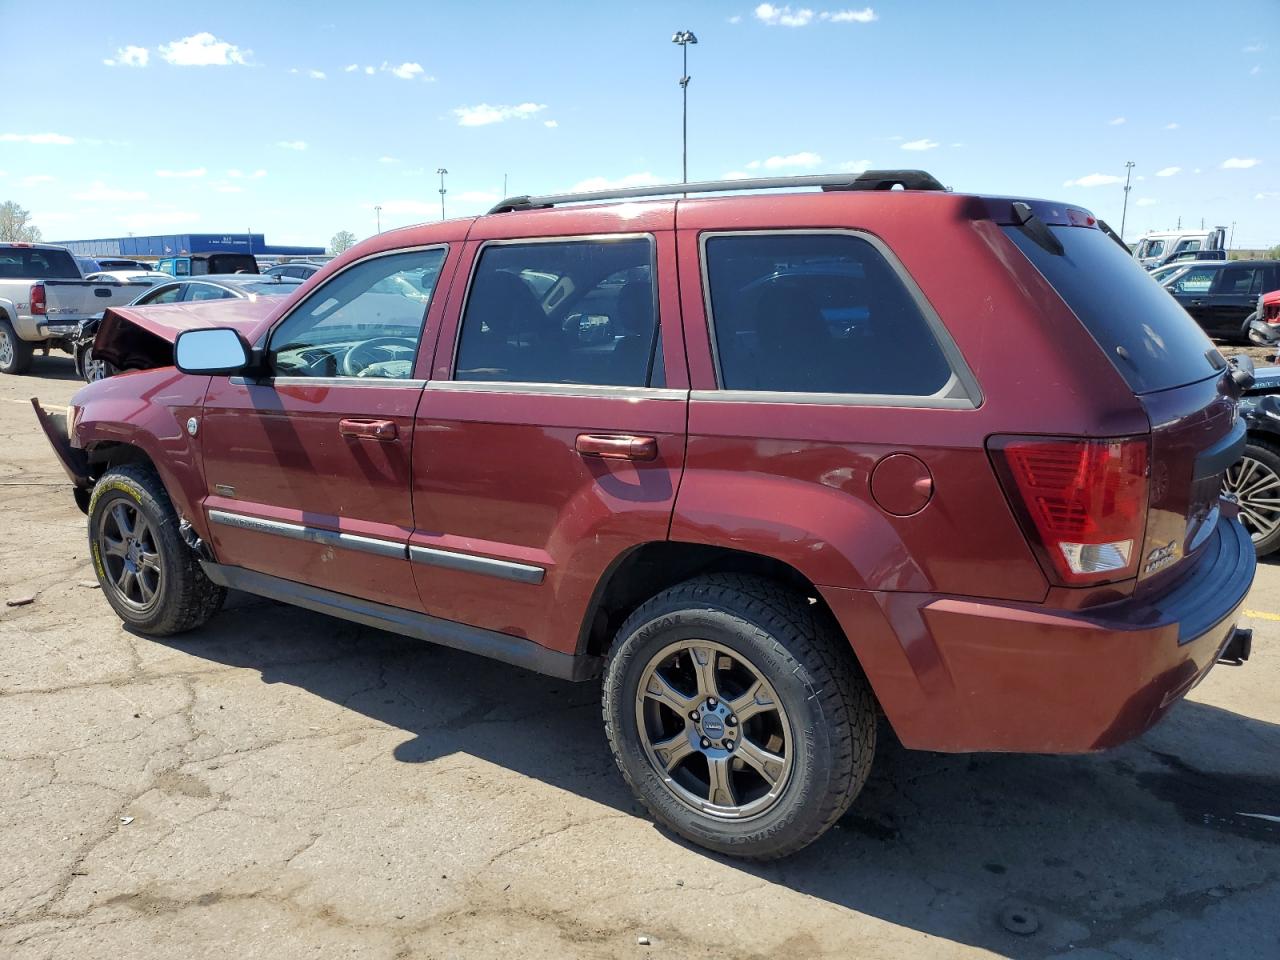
[34,170,1256,859]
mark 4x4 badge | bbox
[1144,540,1178,574]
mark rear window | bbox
[1004,225,1220,394]
[0,247,81,280]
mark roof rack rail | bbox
[486,169,946,214]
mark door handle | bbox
[339,418,398,441]
[576,433,658,461]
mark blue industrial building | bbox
[53,233,324,259]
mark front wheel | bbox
[88,464,226,634]
[1224,440,1280,557]
[602,574,876,860]
[81,343,115,383]
[0,318,34,375]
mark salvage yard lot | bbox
[2,357,1278,960]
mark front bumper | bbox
[820,513,1256,753]
[31,399,92,511]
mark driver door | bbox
[198,245,452,610]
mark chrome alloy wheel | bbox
[0,327,13,368]
[96,500,163,611]
[1224,455,1280,544]
[83,346,108,383]
[635,639,793,820]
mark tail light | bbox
[989,436,1150,586]
[29,283,46,316]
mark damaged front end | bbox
[30,399,92,513]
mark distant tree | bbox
[329,230,356,254]
[1267,244,1280,261]
[0,201,42,242]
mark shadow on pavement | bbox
[155,593,1280,959]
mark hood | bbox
[93,298,280,371]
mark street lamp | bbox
[437,168,448,220]
[672,30,697,184]
[374,204,382,234]
[1119,161,1135,241]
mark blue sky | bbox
[0,0,1275,248]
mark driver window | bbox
[267,248,446,379]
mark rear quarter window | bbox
[1003,225,1220,395]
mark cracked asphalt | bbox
[2,356,1278,960]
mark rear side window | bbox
[0,248,80,279]
[1005,225,1219,394]
[702,233,957,398]
[455,237,661,387]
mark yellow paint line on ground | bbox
[1243,609,1280,622]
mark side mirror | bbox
[174,328,252,375]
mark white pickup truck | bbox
[0,243,148,375]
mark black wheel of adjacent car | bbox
[0,317,34,375]
[1224,440,1280,557]
[602,574,876,860]
[88,464,226,634]
[1240,311,1260,343]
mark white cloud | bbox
[454,102,547,126]
[227,168,267,179]
[1164,122,1179,130]
[116,208,201,232]
[344,63,358,72]
[1108,116,1126,125]
[1244,42,1265,53]
[308,69,325,79]
[1155,166,1180,177]
[378,156,400,164]
[276,140,307,151]
[383,61,430,80]
[74,181,148,202]
[569,172,661,192]
[22,175,54,186]
[155,167,207,178]
[1062,173,1123,188]
[0,132,75,145]
[755,4,814,26]
[103,45,149,68]
[1221,157,1260,169]
[158,33,249,67]
[729,14,742,23]
[543,119,558,128]
[364,66,375,75]
[839,159,872,172]
[822,8,877,22]
[1255,192,1280,200]
[901,138,938,151]
[1135,198,1158,207]
[951,142,964,148]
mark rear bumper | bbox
[821,514,1256,753]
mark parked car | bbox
[1227,359,1280,556]
[1132,226,1226,270]
[84,271,172,286]
[74,256,102,275]
[0,242,151,375]
[74,274,303,382]
[34,170,1256,860]
[156,252,260,277]
[95,258,153,272]
[1164,259,1280,341]
[262,261,323,280]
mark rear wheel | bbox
[81,344,115,383]
[88,464,226,634]
[602,574,876,859]
[0,318,34,375]
[1224,439,1280,557]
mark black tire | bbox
[602,574,876,860]
[88,464,226,634]
[0,317,34,375]
[1227,439,1280,558]
[1240,311,1260,343]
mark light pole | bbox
[374,204,382,234]
[1119,161,1135,241]
[672,30,697,183]
[437,168,448,220]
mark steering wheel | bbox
[341,337,418,377]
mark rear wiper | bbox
[1011,201,1064,256]
[1096,219,1131,253]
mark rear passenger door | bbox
[410,220,688,656]
[1204,265,1264,335]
